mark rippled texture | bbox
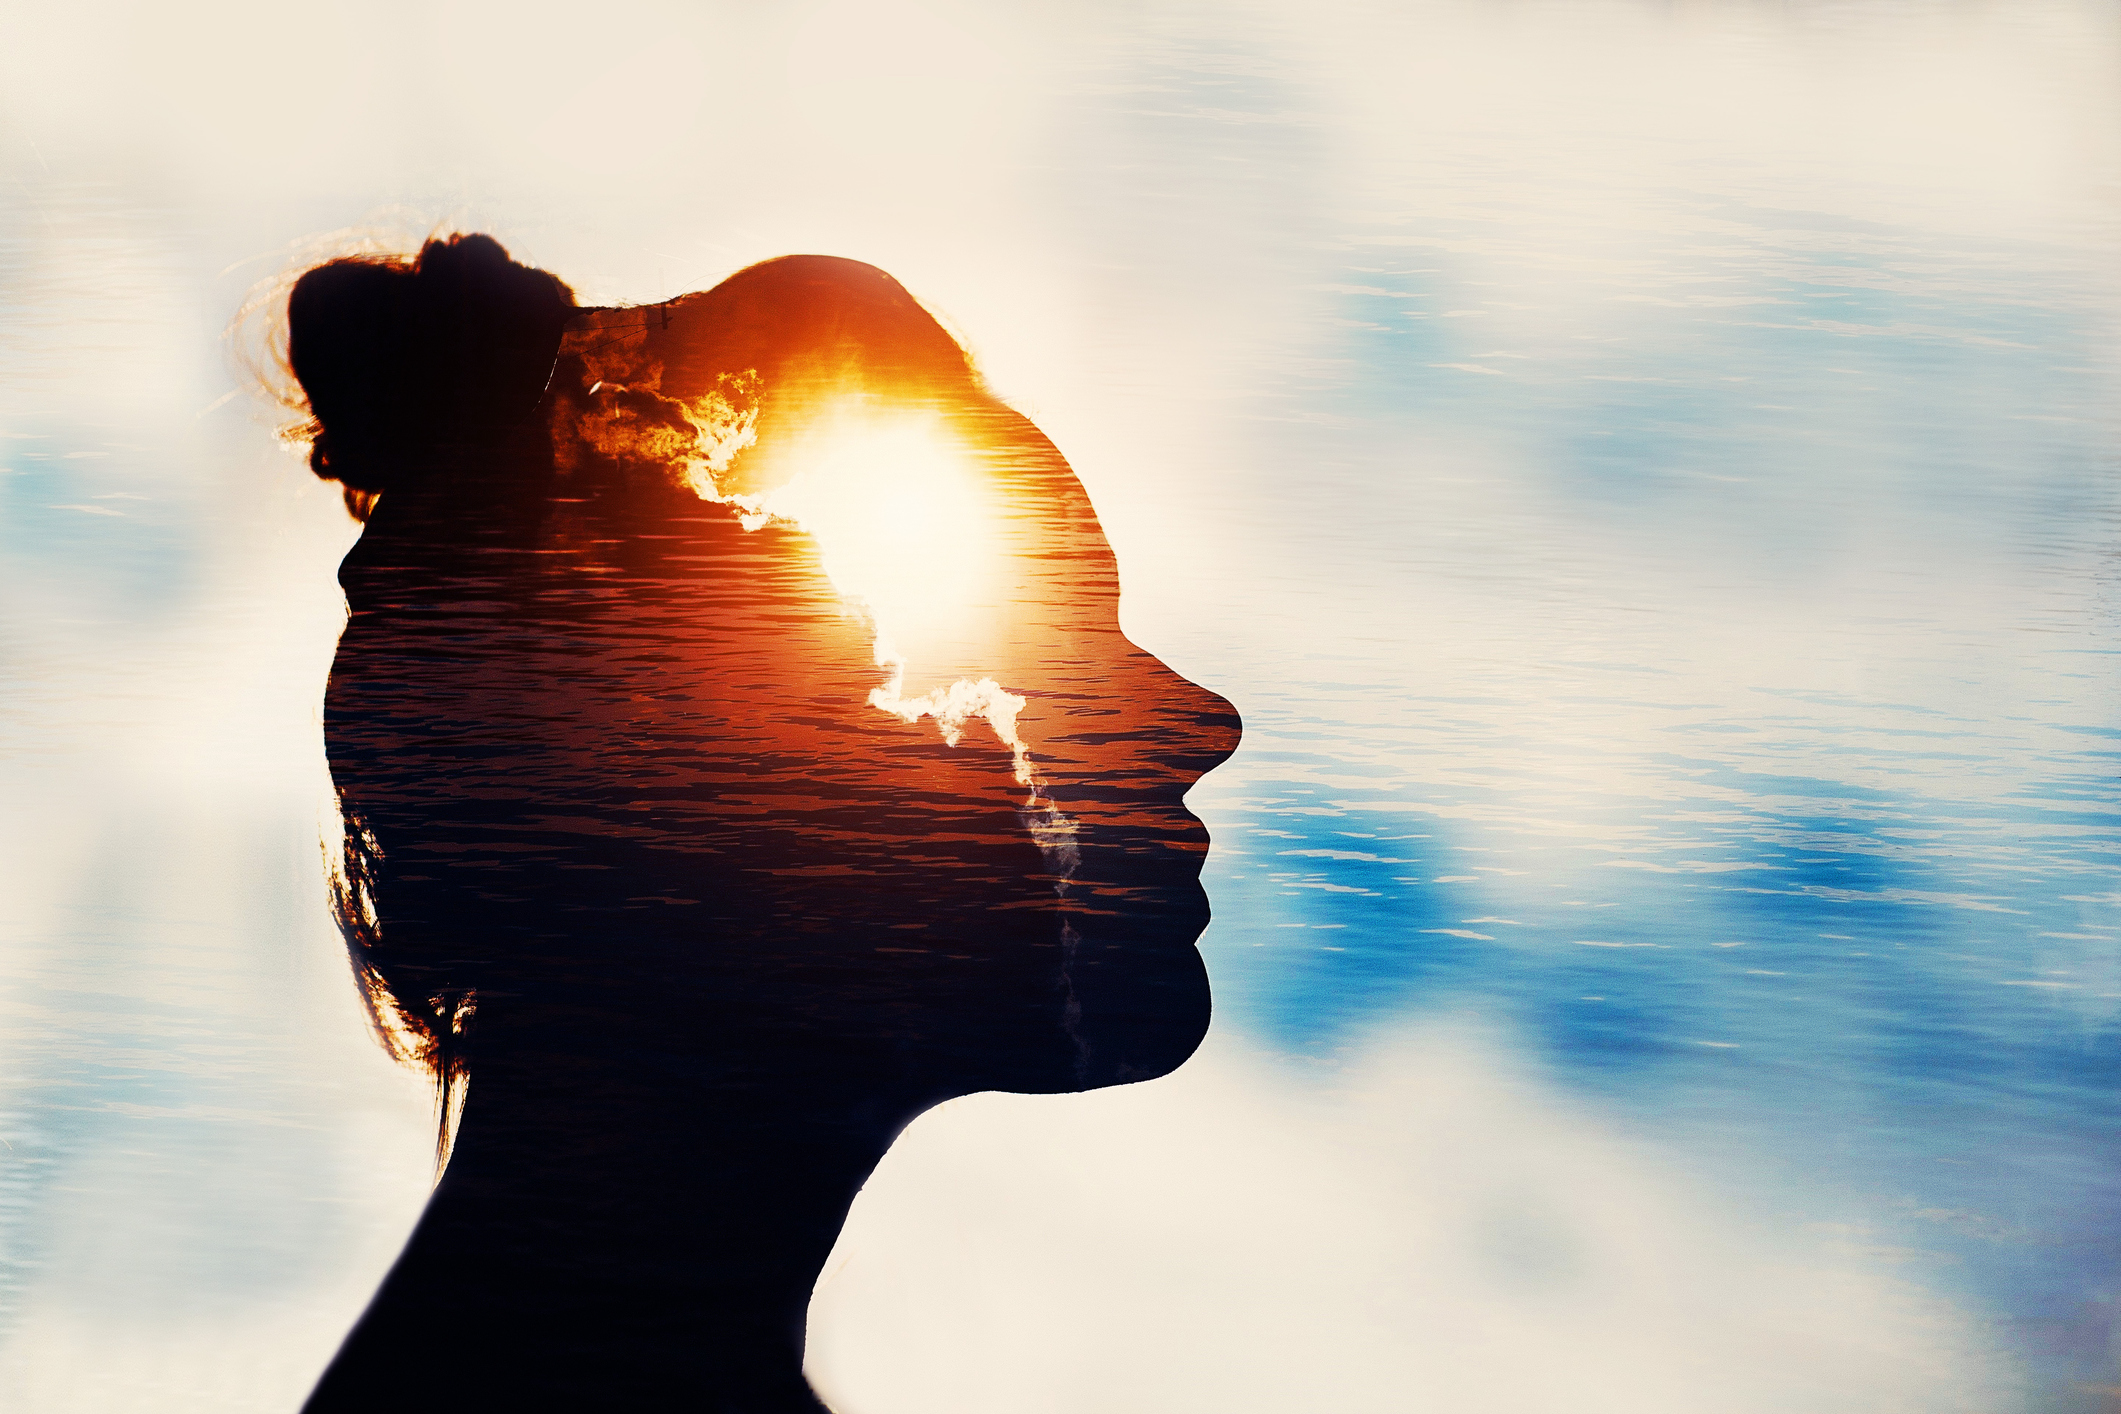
[291,251,1235,1409]
[1,2,2117,1411]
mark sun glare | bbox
[686,398,1041,786]
[738,406,995,646]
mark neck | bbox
[304,1039,909,1413]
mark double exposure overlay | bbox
[4,7,2117,1410]
[299,240,1236,1410]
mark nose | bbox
[1135,645,1242,794]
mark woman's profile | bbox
[283,234,1240,1411]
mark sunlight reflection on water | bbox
[2,1,2117,1409]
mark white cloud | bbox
[810,1024,2019,1414]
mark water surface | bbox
[2,2,2116,1409]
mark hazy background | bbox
[2,2,2117,1410]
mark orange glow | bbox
[682,392,1042,788]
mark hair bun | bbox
[289,234,577,498]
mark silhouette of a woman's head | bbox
[285,233,1237,1411]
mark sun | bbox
[684,394,1040,785]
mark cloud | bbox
[809,1024,2019,1414]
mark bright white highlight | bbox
[869,673,1031,782]
[724,409,993,621]
[683,400,1057,807]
